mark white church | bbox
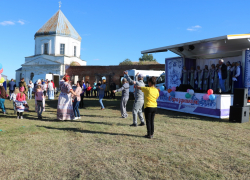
[16,9,86,83]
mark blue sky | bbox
[1,0,250,79]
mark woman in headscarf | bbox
[225,61,232,92]
[202,65,209,92]
[181,66,188,84]
[209,64,215,90]
[33,79,46,113]
[0,83,8,114]
[57,75,76,120]
[188,66,195,89]
[195,66,203,90]
[48,80,54,100]
[213,64,220,92]
[233,61,243,88]
[230,62,236,93]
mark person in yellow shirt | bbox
[135,76,159,139]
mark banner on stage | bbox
[244,50,250,95]
[158,91,217,109]
[157,91,232,118]
[165,57,183,89]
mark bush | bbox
[119,59,133,65]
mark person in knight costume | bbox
[233,61,243,88]
[225,61,232,93]
[230,62,236,93]
[209,64,215,90]
[195,66,203,90]
[181,66,188,84]
[213,64,220,92]
[202,65,210,92]
[189,66,195,89]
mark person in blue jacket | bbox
[8,79,16,97]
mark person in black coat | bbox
[8,79,16,97]
[218,59,227,92]
[110,81,116,99]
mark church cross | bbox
[59,1,62,9]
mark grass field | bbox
[1,95,250,179]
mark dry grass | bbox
[0,95,250,179]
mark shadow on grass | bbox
[44,97,134,112]
[73,120,128,127]
[20,113,128,126]
[82,115,118,118]
[37,125,142,137]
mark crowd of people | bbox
[181,59,242,93]
[79,79,117,99]
[0,72,159,139]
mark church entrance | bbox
[53,75,59,89]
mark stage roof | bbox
[141,34,250,59]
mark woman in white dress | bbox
[48,81,54,100]
[57,75,76,120]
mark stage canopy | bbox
[141,34,250,59]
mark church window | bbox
[44,43,48,54]
[74,46,76,57]
[60,44,65,55]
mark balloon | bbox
[207,89,213,95]
[187,89,190,93]
[160,86,165,91]
[0,74,1,79]
[159,91,164,96]
[209,94,216,101]
[171,86,176,92]
[167,89,172,93]
[170,91,175,97]
[185,93,191,98]
[0,68,3,74]
[0,63,2,70]
[189,89,194,95]
[0,77,4,83]
[203,94,209,100]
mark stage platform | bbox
[157,91,233,119]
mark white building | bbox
[16,9,86,83]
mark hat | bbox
[63,75,70,81]
[138,74,144,78]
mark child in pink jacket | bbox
[16,86,26,119]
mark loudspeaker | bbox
[229,106,249,123]
[178,84,194,92]
[233,88,248,107]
